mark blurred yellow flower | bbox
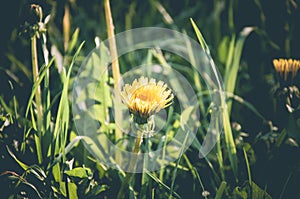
[273,58,300,80]
[121,76,173,123]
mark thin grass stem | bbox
[104,0,123,160]
[31,35,43,164]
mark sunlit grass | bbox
[0,0,300,199]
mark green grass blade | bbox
[183,29,206,120]
[243,145,252,186]
[21,181,44,199]
[224,27,256,113]
[228,0,235,32]
[24,55,53,162]
[223,110,238,179]
[6,146,29,170]
[169,125,189,199]
[215,181,227,199]
[183,155,209,197]
[25,58,54,117]
[190,18,210,55]
[190,19,238,180]
[145,169,182,199]
[223,35,236,84]
[67,28,80,54]
[53,41,85,161]
[50,136,86,167]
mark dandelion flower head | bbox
[121,76,174,123]
[273,58,300,80]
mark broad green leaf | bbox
[65,167,93,179]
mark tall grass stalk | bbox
[103,0,121,95]
[40,16,51,146]
[63,3,70,51]
[31,34,43,164]
[104,0,123,156]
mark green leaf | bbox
[68,182,78,199]
[65,167,93,179]
[215,181,227,199]
[53,163,62,182]
[217,36,230,64]
[275,129,287,147]
[180,106,195,130]
[223,110,238,179]
[58,181,79,198]
[233,186,247,199]
[233,181,272,199]
[75,42,112,134]
[27,165,47,181]
[51,136,86,167]
[251,182,272,199]
[243,143,256,164]
[87,184,109,197]
[67,28,80,54]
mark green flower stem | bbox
[31,35,43,164]
[117,127,144,199]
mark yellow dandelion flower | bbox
[121,76,174,123]
[273,58,300,80]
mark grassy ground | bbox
[0,0,300,198]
